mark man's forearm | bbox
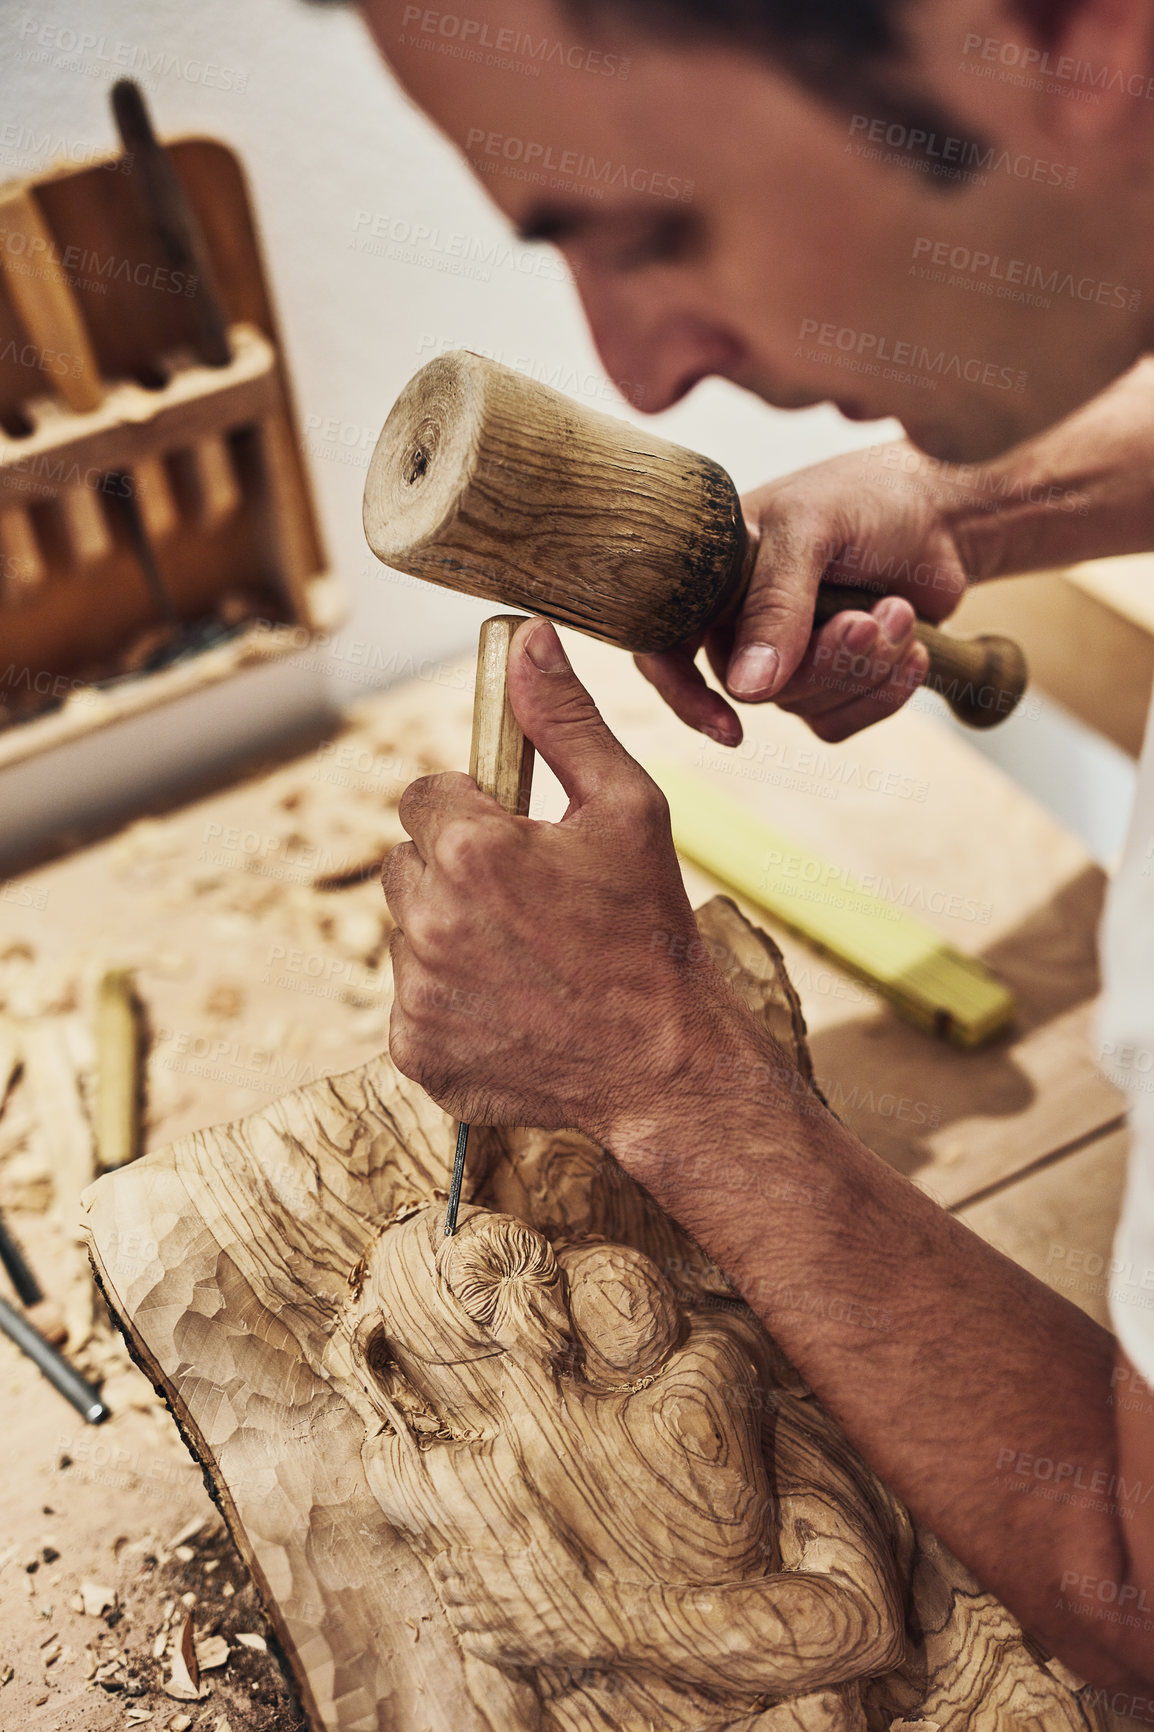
[605,1029,1154,1696]
[873,358,1154,581]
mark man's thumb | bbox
[505,619,625,807]
[726,535,821,702]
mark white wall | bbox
[0,0,1135,864]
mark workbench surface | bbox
[0,635,1132,1729]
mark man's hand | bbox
[383,618,744,1138]
[634,445,968,746]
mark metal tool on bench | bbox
[363,353,1030,1224]
[0,1210,109,1424]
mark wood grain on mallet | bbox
[364,352,1029,727]
[363,350,746,655]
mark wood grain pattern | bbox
[84,898,1108,1732]
[470,614,535,817]
[362,355,1025,724]
[362,350,746,654]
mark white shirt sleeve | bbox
[1100,702,1154,1379]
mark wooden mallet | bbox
[363,349,1027,729]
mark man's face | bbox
[365,0,1153,461]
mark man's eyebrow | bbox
[515,203,596,245]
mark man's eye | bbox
[612,212,698,271]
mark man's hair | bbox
[568,0,900,67]
[564,0,975,162]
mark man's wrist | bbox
[594,1008,822,1215]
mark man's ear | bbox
[1009,0,1154,144]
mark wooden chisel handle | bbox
[812,584,1028,730]
[469,614,536,815]
[0,184,103,413]
[443,614,535,1238]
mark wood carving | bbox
[83,898,1110,1732]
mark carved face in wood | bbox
[348,1201,686,1412]
[345,1201,850,1730]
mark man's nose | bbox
[578,277,746,413]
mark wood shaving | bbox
[79,1581,116,1617]
[162,1613,203,1702]
[194,1635,230,1671]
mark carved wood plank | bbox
[84,899,1109,1732]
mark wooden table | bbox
[0,632,1134,1727]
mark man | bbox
[362,0,1154,1706]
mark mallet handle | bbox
[730,533,1028,729]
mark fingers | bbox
[380,840,422,927]
[397,771,493,859]
[775,595,917,720]
[505,618,644,810]
[633,644,743,746]
[724,517,824,703]
[802,641,930,743]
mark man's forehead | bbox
[367,0,762,224]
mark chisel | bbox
[443,614,535,1235]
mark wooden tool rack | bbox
[0,135,338,766]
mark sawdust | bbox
[0,695,472,1731]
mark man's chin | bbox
[899,414,1026,466]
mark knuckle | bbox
[434,817,486,880]
[401,905,435,960]
[398,770,474,830]
[619,770,669,833]
[397,774,436,827]
[388,1015,420,1081]
[405,904,459,968]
